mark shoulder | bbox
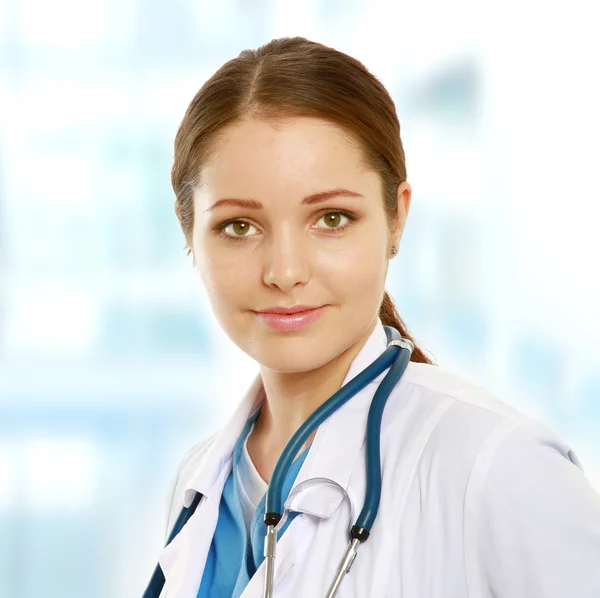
[463,407,600,596]
[398,360,526,421]
[386,361,586,490]
[388,362,600,595]
[164,431,220,538]
[395,360,566,437]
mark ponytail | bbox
[379,291,436,365]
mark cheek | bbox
[317,236,387,296]
[195,245,254,304]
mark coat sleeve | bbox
[464,418,600,597]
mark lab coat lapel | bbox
[158,374,266,597]
[157,470,223,598]
[239,511,319,598]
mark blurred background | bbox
[1,0,599,596]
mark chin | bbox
[258,329,357,374]
[244,332,330,373]
[256,352,331,374]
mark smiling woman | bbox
[190,114,416,380]
[143,37,600,598]
[171,38,434,368]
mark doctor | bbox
[150,37,600,597]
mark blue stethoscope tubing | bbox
[142,325,413,598]
[263,325,413,597]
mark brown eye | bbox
[315,211,350,230]
[222,220,258,238]
[324,213,341,227]
[233,222,249,235]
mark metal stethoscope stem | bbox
[262,326,413,598]
[141,326,413,598]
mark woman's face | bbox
[192,115,410,373]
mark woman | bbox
[147,37,600,597]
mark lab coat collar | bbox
[158,319,393,596]
[157,378,266,598]
[184,318,387,510]
[181,317,390,512]
[180,374,266,508]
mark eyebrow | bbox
[205,188,364,212]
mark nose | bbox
[262,230,310,293]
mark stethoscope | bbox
[142,325,414,598]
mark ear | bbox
[391,181,412,249]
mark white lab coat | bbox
[157,320,600,597]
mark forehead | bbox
[198,115,374,198]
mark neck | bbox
[247,318,378,480]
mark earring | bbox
[390,246,397,256]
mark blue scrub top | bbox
[197,409,311,598]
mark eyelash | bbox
[215,210,358,242]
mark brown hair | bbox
[171,37,436,365]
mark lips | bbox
[254,305,327,331]
[256,305,321,315]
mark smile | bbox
[254,305,327,331]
